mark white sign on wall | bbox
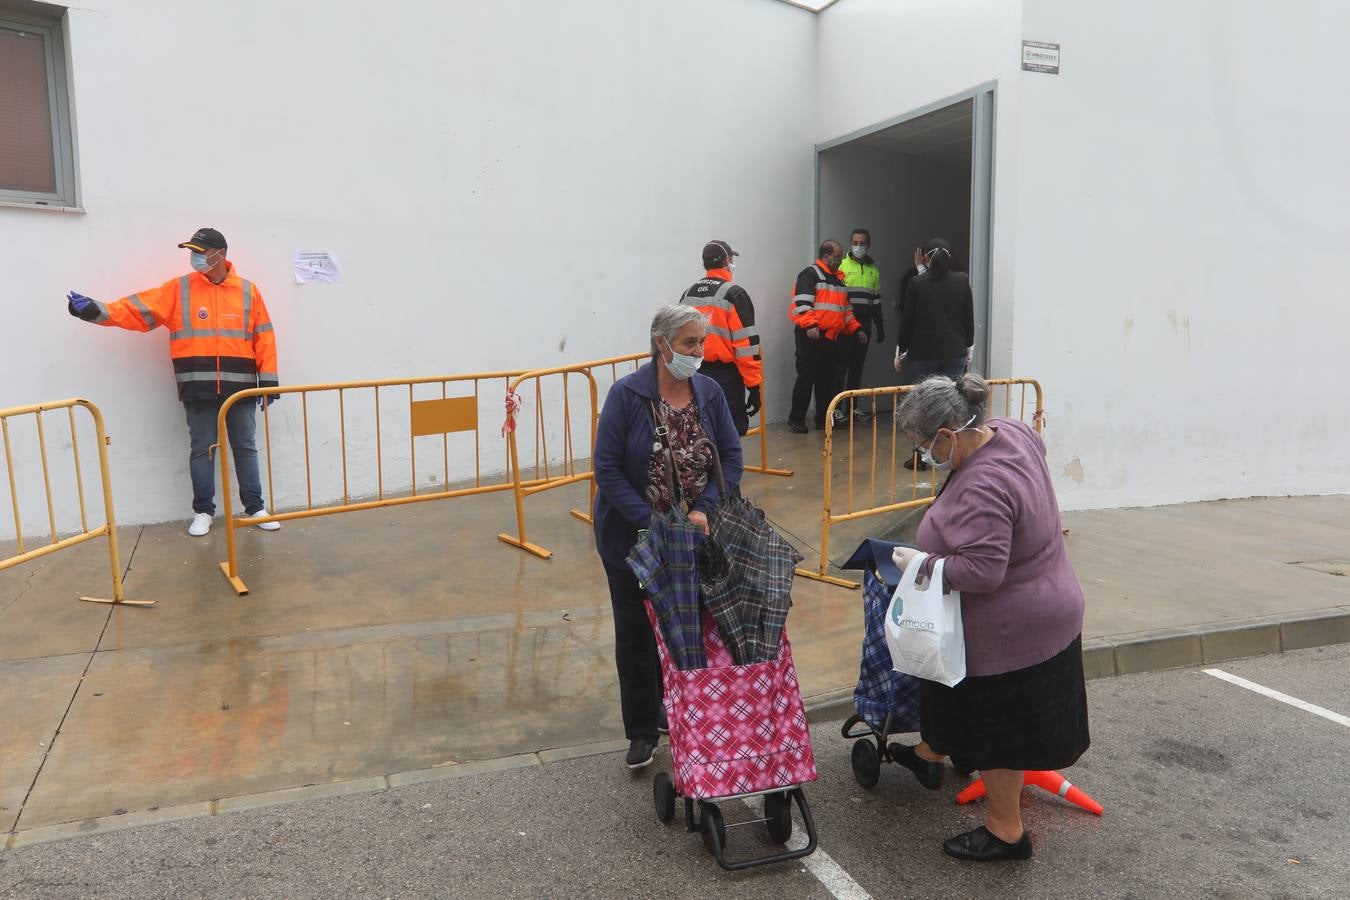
[292,250,341,284]
[1022,40,1060,74]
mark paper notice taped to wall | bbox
[293,250,341,284]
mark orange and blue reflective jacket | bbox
[90,262,279,401]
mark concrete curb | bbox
[5,604,1348,852]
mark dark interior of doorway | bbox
[817,99,975,394]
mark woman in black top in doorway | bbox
[894,238,975,384]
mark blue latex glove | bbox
[67,291,100,321]
[257,394,281,410]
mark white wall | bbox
[816,0,1025,380]
[1016,0,1350,508]
[0,0,819,538]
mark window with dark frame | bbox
[0,2,77,207]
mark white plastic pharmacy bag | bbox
[883,552,966,688]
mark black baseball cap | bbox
[177,227,227,252]
[702,239,738,266]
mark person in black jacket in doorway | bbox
[895,238,975,469]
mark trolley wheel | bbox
[764,791,793,844]
[699,801,726,856]
[653,772,676,824]
[851,738,882,789]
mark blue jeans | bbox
[901,356,968,385]
[184,398,264,516]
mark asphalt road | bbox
[2,645,1347,899]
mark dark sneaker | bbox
[625,739,657,769]
[788,420,809,434]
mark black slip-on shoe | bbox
[942,826,1033,862]
[788,420,809,434]
[625,739,657,769]
[888,743,944,791]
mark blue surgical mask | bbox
[190,252,212,273]
[920,413,977,470]
[662,342,702,380]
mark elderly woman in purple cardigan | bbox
[891,373,1089,863]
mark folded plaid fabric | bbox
[701,495,801,665]
[627,508,706,670]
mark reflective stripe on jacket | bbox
[91,262,279,401]
[788,260,860,339]
[678,272,762,388]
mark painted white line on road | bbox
[1204,668,1350,728]
[742,796,872,900]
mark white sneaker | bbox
[252,508,282,531]
[188,512,213,537]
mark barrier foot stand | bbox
[793,566,860,590]
[79,596,156,607]
[496,534,554,560]
[956,770,1103,816]
[744,465,794,477]
[218,562,250,596]
[568,508,593,524]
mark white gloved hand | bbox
[893,345,907,373]
[892,546,921,572]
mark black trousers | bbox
[605,563,663,743]
[701,360,749,436]
[839,327,869,393]
[790,329,840,425]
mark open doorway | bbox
[815,84,996,389]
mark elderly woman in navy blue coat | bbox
[593,304,744,770]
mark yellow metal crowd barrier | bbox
[212,348,797,587]
[495,358,612,559]
[795,378,1045,589]
[215,371,530,595]
[496,349,792,559]
[0,398,152,607]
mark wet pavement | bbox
[2,425,1350,839]
[2,646,1346,897]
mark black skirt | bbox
[920,635,1090,772]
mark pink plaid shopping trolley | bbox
[644,601,819,870]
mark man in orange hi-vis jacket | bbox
[787,239,866,433]
[67,227,282,538]
[678,239,761,436]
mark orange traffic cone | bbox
[955,770,1103,816]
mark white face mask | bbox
[662,341,702,380]
[851,244,867,259]
[920,413,977,470]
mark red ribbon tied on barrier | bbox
[502,390,522,436]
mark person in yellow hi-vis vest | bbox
[838,228,883,422]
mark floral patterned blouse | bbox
[645,398,714,512]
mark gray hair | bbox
[649,304,708,357]
[897,373,991,441]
